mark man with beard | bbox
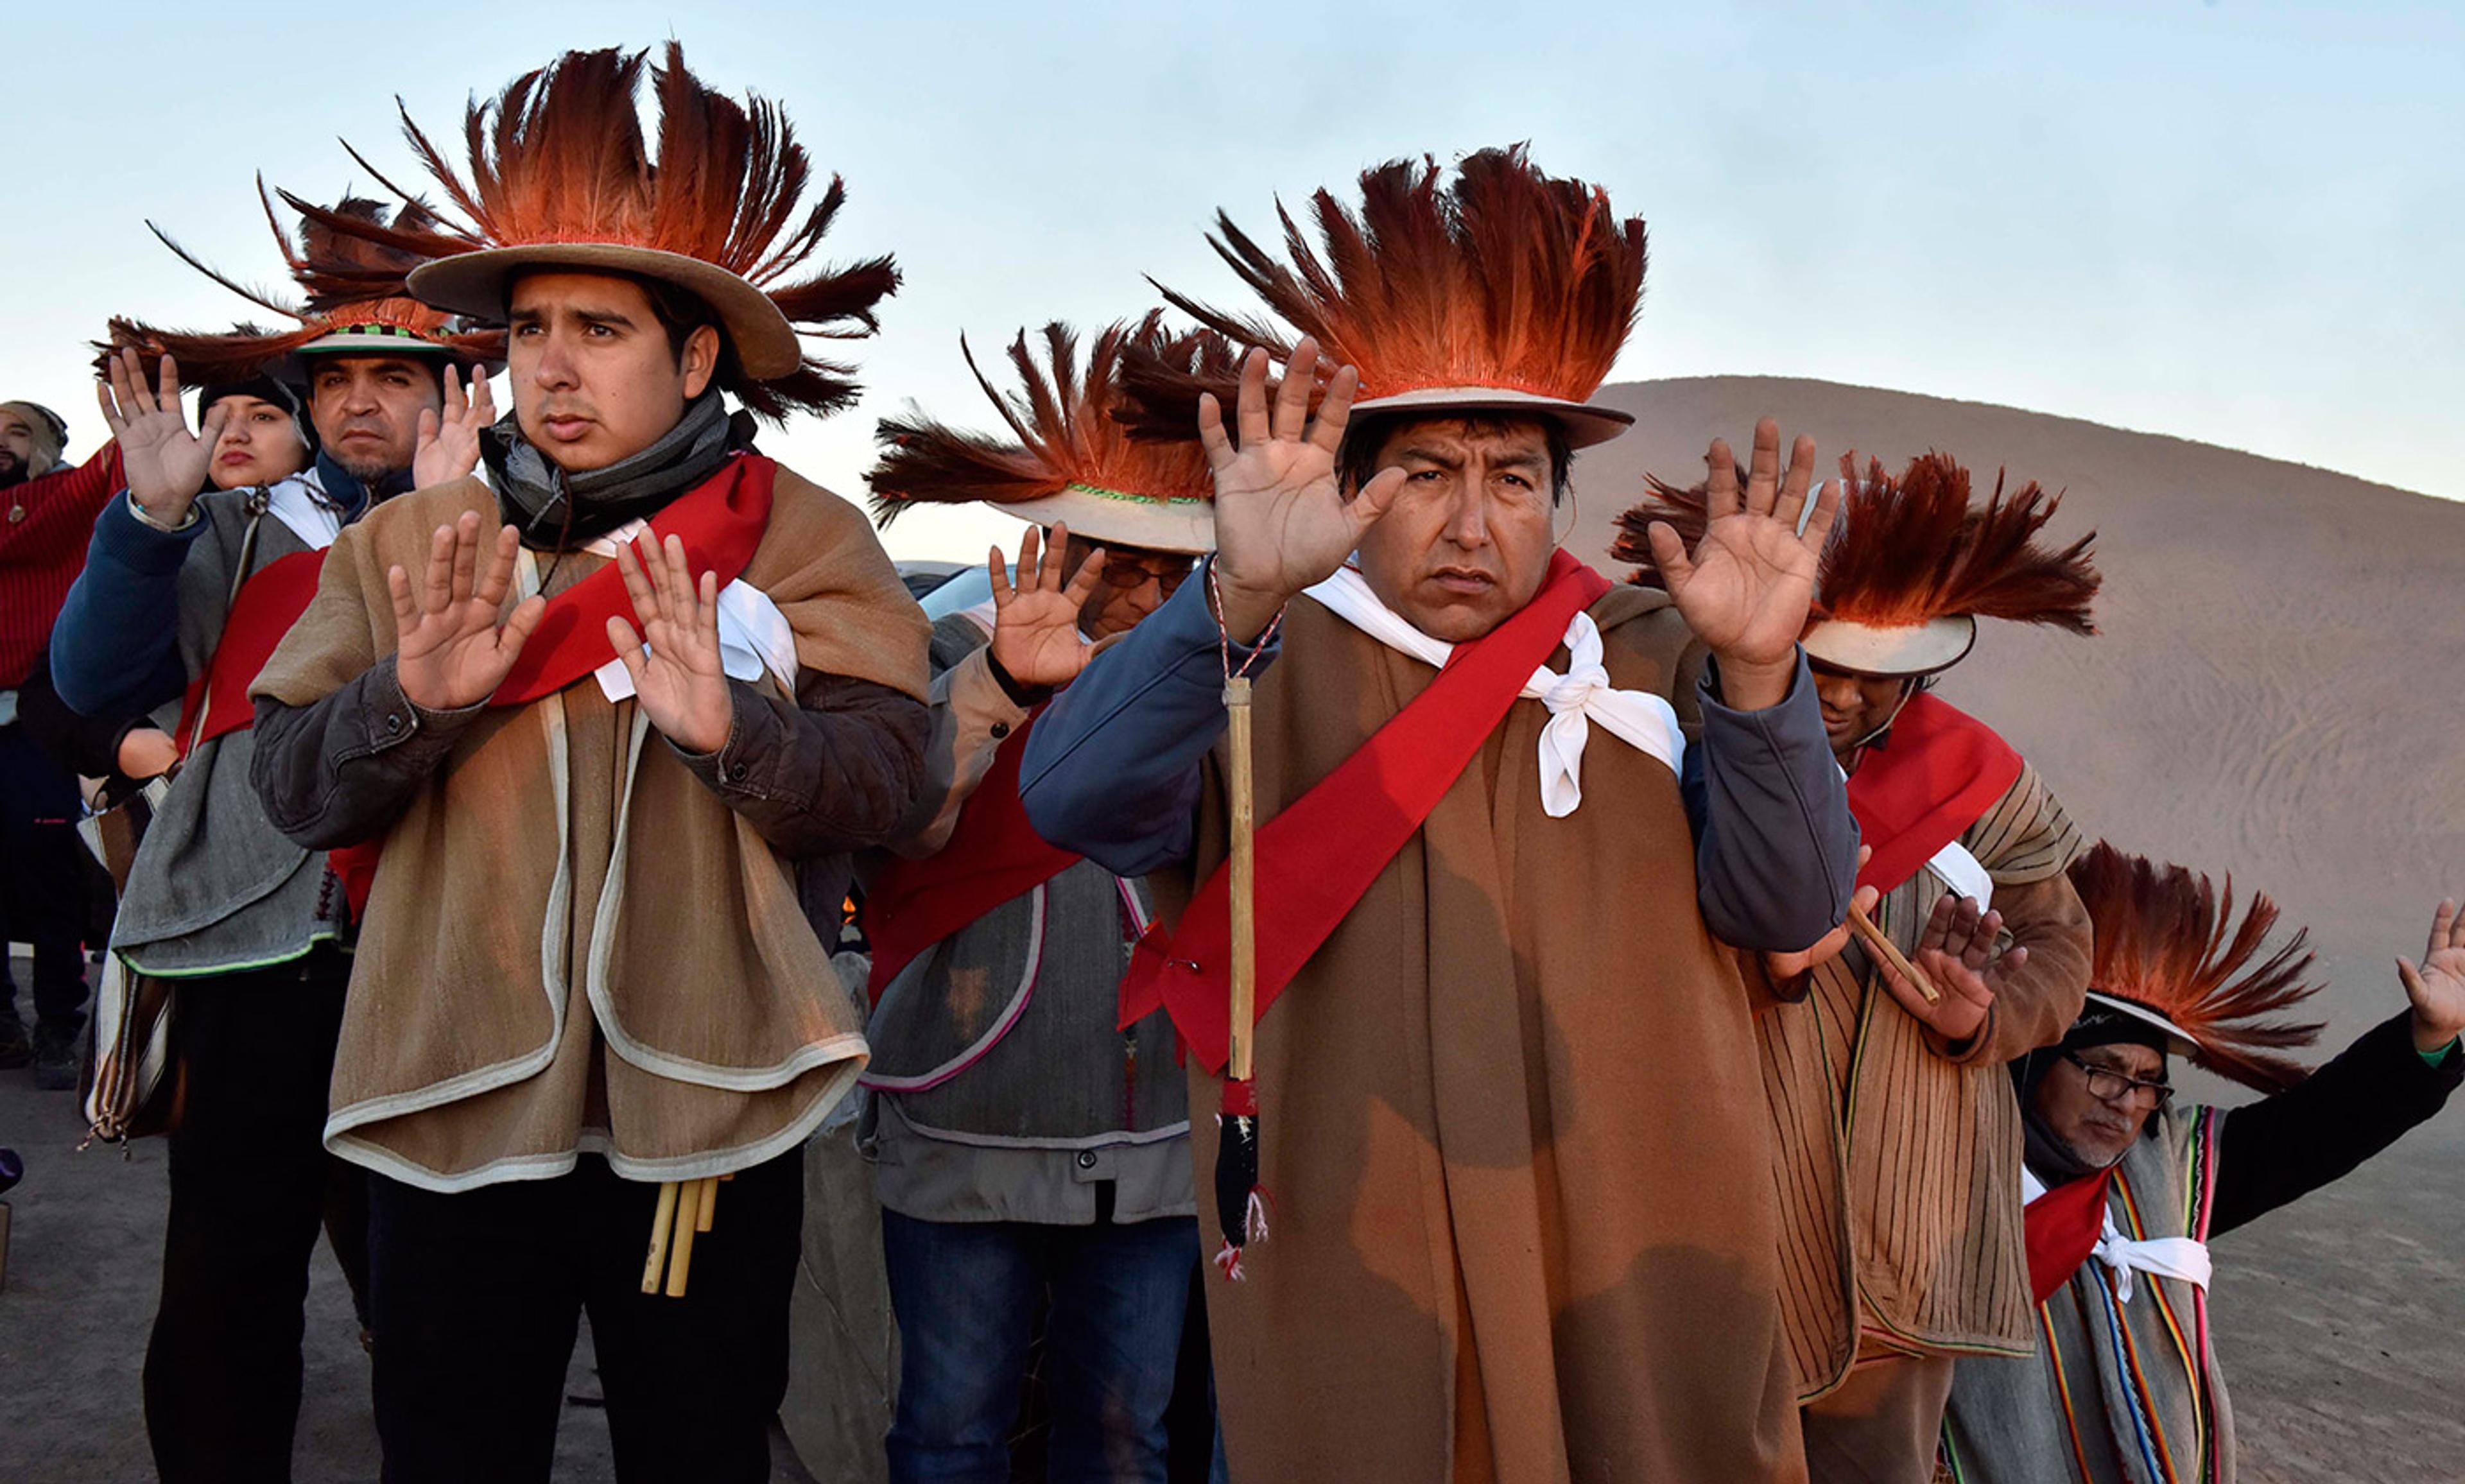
[0,398,122,1085]
[1941,844,2464,1484]
[246,46,930,1480]
[49,193,500,1479]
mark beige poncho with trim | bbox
[255,466,929,1192]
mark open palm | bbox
[97,347,221,524]
[413,364,495,490]
[392,513,546,711]
[989,523,1102,688]
[2399,898,2465,1052]
[1646,419,1838,669]
[1204,339,1405,635]
[607,533,733,754]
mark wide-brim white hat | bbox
[1801,614,1977,677]
[1348,385,1633,449]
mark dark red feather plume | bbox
[1141,146,1644,408]
[2067,842,2326,1094]
[870,311,1229,523]
[1815,451,2100,632]
[100,184,502,388]
[279,42,895,422]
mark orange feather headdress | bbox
[100,188,503,387]
[2066,842,2326,1094]
[1139,145,1646,449]
[870,313,1229,555]
[279,42,897,422]
[1618,450,2098,675]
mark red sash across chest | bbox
[861,555,1614,1061]
[184,454,776,915]
[861,711,1080,1004]
[1122,551,1612,1074]
[1844,691,2024,898]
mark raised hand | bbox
[607,533,732,755]
[1876,892,2023,1047]
[989,522,1103,689]
[97,347,222,524]
[1202,338,1406,639]
[391,512,547,711]
[2398,897,2465,1055]
[1647,418,1839,708]
[413,364,495,490]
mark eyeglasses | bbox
[1096,554,1196,596]
[2061,1051,2172,1111]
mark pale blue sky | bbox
[4,1,2458,559]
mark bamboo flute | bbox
[1848,901,1941,1004]
[641,1180,681,1295]
[664,1178,704,1298]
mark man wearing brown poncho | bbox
[1622,452,2100,1481]
[1020,149,1858,1482]
[245,46,931,1481]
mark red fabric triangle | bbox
[1120,551,1612,1073]
[489,453,775,705]
[861,711,1084,1004]
[1846,693,2024,897]
[2024,1165,2115,1306]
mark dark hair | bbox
[505,267,738,385]
[1335,410,1575,504]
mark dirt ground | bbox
[0,957,814,1483]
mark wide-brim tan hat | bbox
[1348,385,1633,449]
[1801,614,1977,677]
[408,245,802,379]
[2080,990,2201,1058]
[999,485,1215,556]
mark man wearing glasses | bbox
[859,318,1223,1483]
[1941,843,2465,1482]
[1623,451,2102,1480]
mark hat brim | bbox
[1347,386,1633,449]
[296,327,467,359]
[407,245,802,379]
[997,488,1216,555]
[1801,616,1977,676]
[2081,991,2201,1058]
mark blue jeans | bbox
[882,1208,1198,1484]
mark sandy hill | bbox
[1571,377,2465,1478]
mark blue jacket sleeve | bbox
[1019,574,1278,877]
[50,493,200,717]
[1689,651,1860,953]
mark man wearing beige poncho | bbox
[1020,149,1860,1482]
[246,46,931,1482]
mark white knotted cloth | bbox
[2022,1166,2212,1304]
[1302,565,1685,816]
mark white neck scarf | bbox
[2021,1165,2212,1303]
[263,471,345,551]
[1836,759,1997,911]
[1302,565,1685,817]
